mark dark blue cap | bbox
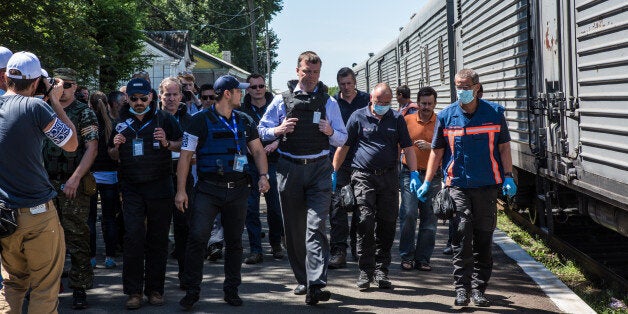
[213,75,249,94]
[126,78,151,95]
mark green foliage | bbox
[142,0,283,76]
[199,42,222,59]
[327,86,339,97]
[0,0,148,92]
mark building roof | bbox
[191,45,249,80]
[144,30,194,62]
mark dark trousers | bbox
[120,178,173,296]
[449,185,498,293]
[88,183,120,257]
[329,166,358,252]
[352,169,399,275]
[277,157,332,287]
[172,173,194,280]
[182,180,249,293]
[246,161,283,254]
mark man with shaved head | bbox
[333,82,420,291]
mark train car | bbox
[354,0,628,238]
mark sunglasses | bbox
[201,95,215,100]
[63,82,76,89]
[249,84,265,90]
[130,95,149,102]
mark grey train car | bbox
[353,0,628,237]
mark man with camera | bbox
[42,67,99,309]
[0,51,78,313]
[178,72,202,115]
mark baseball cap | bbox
[6,51,45,80]
[213,75,249,94]
[126,78,151,95]
[54,68,78,82]
[0,46,12,69]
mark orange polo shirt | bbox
[402,112,436,170]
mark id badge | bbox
[132,138,144,156]
[312,111,321,124]
[30,203,47,215]
[233,154,248,172]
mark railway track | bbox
[499,200,628,294]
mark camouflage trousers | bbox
[51,180,94,290]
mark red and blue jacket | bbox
[432,99,510,188]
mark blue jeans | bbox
[398,167,440,264]
[245,161,283,254]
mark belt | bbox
[201,176,249,189]
[18,200,52,215]
[355,167,395,176]
[280,155,327,165]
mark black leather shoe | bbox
[72,289,88,309]
[293,284,307,295]
[305,287,331,305]
[224,289,243,306]
[356,271,371,290]
[179,292,199,310]
[471,289,490,307]
[374,270,391,289]
[271,243,284,259]
[328,248,347,269]
[244,253,263,264]
[443,245,453,255]
[455,289,470,306]
[207,243,223,261]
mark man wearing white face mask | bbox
[333,82,420,291]
[417,68,516,307]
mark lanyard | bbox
[250,105,266,120]
[125,119,153,138]
[212,106,241,154]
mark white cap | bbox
[0,46,12,69]
[6,51,45,80]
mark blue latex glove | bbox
[409,171,421,193]
[331,171,337,191]
[416,181,431,202]
[502,177,517,197]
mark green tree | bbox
[142,0,283,77]
[0,0,148,91]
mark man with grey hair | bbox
[417,68,516,307]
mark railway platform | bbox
[57,214,593,313]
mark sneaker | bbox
[293,284,307,295]
[305,286,331,305]
[207,243,223,261]
[126,294,143,310]
[90,257,96,269]
[356,271,371,290]
[471,289,490,307]
[455,289,470,306]
[148,291,164,306]
[179,292,199,310]
[271,243,284,259]
[244,253,263,264]
[72,289,88,309]
[374,270,391,289]
[328,248,347,269]
[443,245,453,255]
[104,257,117,269]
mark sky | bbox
[268,0,428,91]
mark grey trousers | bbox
[276,157,332,288]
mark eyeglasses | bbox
[249,84,265,90]
[201,95,215,100]
[455,84,476,90]
[130,95,149,102]
[63,82,76,89]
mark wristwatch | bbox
[260,173,270,180]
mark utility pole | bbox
[265,14,272,91]
[248,0,258,74]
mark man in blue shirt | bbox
[328,67,370,269]
[333,82,420,291]
[258,51,347,305]
[418,68,516,307]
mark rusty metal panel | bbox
[459,0,532,167]
[575,0,628,185]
